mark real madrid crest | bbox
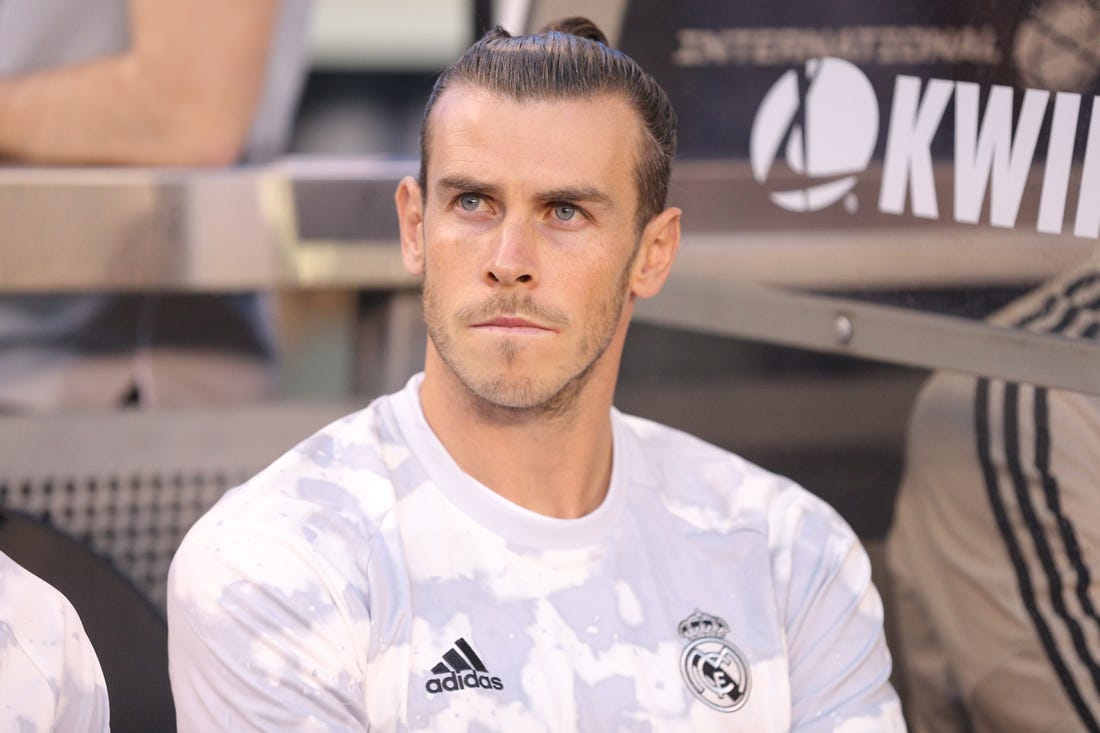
[677,609,751,712]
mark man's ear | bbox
[631,206,681,299]
[395,176,425,276]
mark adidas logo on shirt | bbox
[425,638,503,694]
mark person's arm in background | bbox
[0,0,278,166]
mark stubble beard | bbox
[421,256,635,420]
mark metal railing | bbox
[2,157,1097,393]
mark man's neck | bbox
[417,357,618,519]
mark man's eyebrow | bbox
[536,186,614,208]
[436,175,502,197]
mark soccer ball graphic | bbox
[1013,0,1100,93]
[750,57,879,213]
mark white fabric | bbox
[169,374,905,732]
[0,550,109,732]
[0,0,129,73]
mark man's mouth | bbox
[472,316,556,332]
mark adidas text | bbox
[425,670,504,694]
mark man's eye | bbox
[553,204,576,221]
[458,194,482,211]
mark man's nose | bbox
[483,216,536,286]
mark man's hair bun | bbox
[540,17,609,46]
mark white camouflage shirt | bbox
[0,549,109,732]
[168,373,905,731]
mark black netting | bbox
[0,469,246,611]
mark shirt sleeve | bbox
[167,516,371,732]
[773,491,908,732]
[0,551,110,732]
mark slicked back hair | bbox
[417,17,677,233]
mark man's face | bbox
[407,85,650,413]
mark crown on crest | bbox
[678,609,728,640]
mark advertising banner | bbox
[616,0,1100,317]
